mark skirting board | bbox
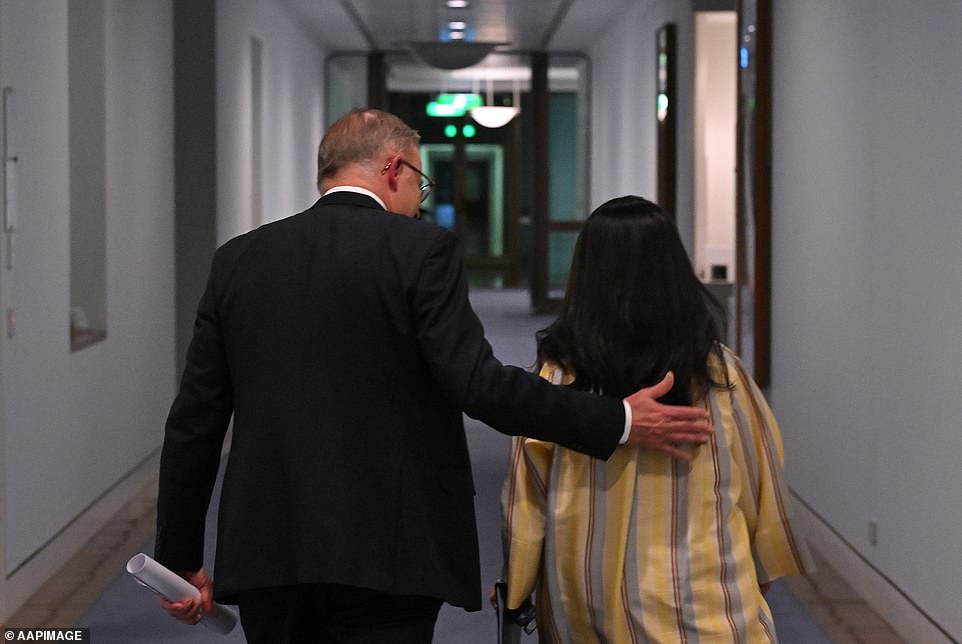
[791,490,957,644]
[0,448,160,622]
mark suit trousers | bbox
[237,583,443,644]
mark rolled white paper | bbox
[126,552,238,634]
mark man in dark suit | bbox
[155,108,711,643]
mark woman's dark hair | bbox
[537,195,728,404]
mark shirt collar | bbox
[322,186,386,210]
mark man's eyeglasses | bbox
[382,159,435,203]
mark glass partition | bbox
[546,55,589,297]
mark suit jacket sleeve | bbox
[154,248,235,572]
[411,230,623,459]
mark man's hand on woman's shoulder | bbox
[623,372,713,460]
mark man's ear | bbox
[385,156,401,192]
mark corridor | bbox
[2,1,961,642]
[8,292,902,642]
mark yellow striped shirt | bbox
[501,347,813,643]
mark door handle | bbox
[2,86,17,235]
[2,85,17,270]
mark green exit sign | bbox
[426,93,482,117]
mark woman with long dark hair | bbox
[501,196,811,643]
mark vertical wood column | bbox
[367,52,387,110]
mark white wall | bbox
[0,0,174,619]
[588,0,696,250]
[216,0,326,243]
[770,1,962,640]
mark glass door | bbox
[422,143,506,262]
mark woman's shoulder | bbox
[706,343,744,383]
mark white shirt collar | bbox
[322,186,386,210]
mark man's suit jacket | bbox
[155,191,624,610]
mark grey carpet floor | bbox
[80,289,830,643]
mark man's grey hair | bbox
[316,108,421,190]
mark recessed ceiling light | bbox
[446,0,469,8]
[449,31,466,40]
[448,21,466,31]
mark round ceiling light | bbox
[469,106,520,128]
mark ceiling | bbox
[275,0,640,54]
